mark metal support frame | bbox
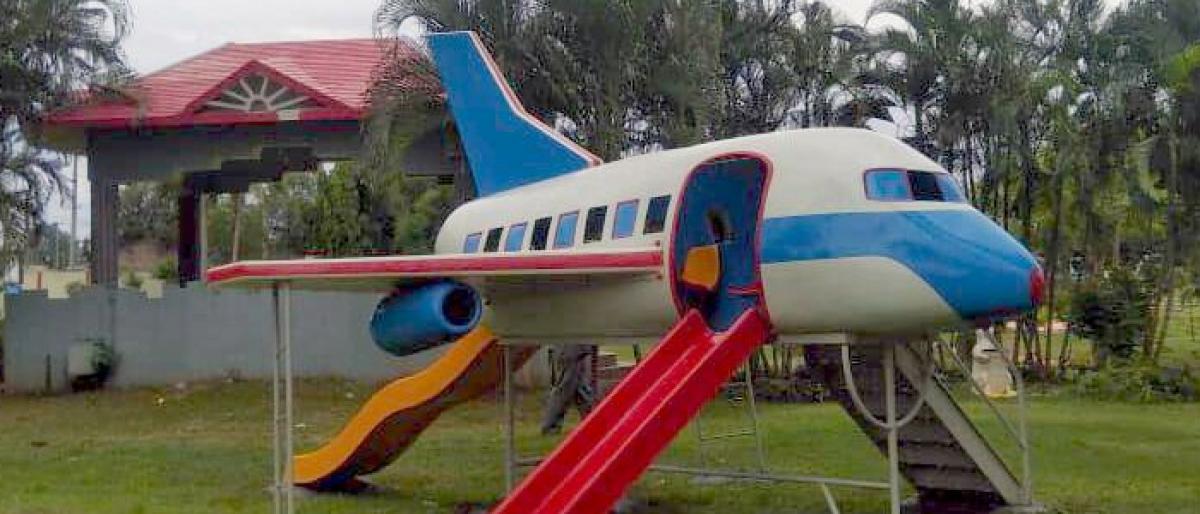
[271,283,295,514]
[498,340,917,514]
[503,343,516,493]
[884,344,901,514]
[693,363,768,472]
[837,341,934,514]
[961,330,1032,504]
[246,321,1025,514]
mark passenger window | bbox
[865,169,911,201]
[612,200,639,239]
[530,217,552,250]
[463,232,482,253]
[554,211,579,249]
[908,171,944,201]
[934,173,966,202]
[583,206,607,243]
[483,227,503,252]
[504,222,527,252]
[643,195,671,234]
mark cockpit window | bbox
[864,169,911,200]
[908,171,944,201]
[935,173,966,202]
[864,169,965,203]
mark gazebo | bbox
[44,38,453,285]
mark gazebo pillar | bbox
[88,172,119,286]
[177,184,203,284]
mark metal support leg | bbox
[743,364,768,472]
[884,344,900,514]
[693,364,766,472]
[977,329,1033,505]
[819,483,842,514]
[503,344,516,493]
[271,287,280,514]
[271,283,294,514]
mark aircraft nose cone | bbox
[1029,266,1046,307]
[956,219,1041,321]
[899,209,1040,322]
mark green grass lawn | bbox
[1,379,1198,513]
[1158,303,1200,368]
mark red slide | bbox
[492,308,770,514]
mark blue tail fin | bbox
[426,32,601,196]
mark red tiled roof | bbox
[47,38,426,129]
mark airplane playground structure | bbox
[207,31,1044,514]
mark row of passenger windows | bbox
[463,195,672,253]
[864,169,966,203]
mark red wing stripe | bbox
[206,250,663,285]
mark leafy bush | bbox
[1063,364,1198,402]
[70,338,116,392]
[89,339,116,379]
[1066,266,1155,364]
[154,256,178,281]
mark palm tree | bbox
[708,0,799,138]
[773,1,876,131]
[376,0,668,160]
[864,0,977,158]
[1103,0,1200,361]
[0,0,129,272]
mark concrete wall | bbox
[2,285,546,393]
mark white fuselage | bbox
[435,128,1033,344]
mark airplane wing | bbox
[205,248,664,292]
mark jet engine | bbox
[369,280,483,356]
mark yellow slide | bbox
[294,327,534,491]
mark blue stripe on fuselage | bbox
[761,209,1037,319]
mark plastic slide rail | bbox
[492,308,770,514]
[293,326,534,490]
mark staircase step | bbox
[868,419,957,445]
[897,443,980,469]
[595,352,619,369]
[847,375,921,396]
[597,363,635,381]
[853,396,939,423]
[805,343,1021,507]
[904,465,996,494]
[597,364,636,397]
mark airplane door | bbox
[671,156,770,331]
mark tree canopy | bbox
[374,0,1200,369]
[1,0,129,271]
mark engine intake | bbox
[369,280,483,356]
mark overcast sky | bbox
[53,0,1117,239]
[50,0,892,239]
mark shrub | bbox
[70,338,116,392]
[1063,363,1198,402]
[154,256,178,282]
[1066,266,1154,364]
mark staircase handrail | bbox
[839,345,931,430]
[933,330,1031,505]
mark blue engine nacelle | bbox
[369,280,483,356]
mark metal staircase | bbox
[805,340,1030,513]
